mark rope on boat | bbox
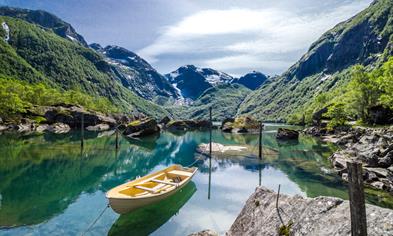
[81,204,109,236]
[186,157,204,167]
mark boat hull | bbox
[108,177,192,214]
[106,165,197,214]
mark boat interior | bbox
[118,167,195,197]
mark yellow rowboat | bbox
[106,165,198,214]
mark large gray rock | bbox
[227,187,393,236]
[123,118,160,138]
[44,105,116,128]
[276,128,299,140]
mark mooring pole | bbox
[258,121,263,159]
[347,161,367,236]
[208,154,212,200]
[81,113,84,148]
[209,107,212,157]
[115,125,119,150]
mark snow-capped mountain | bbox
[90,44,178,101]
[165,65,234,101]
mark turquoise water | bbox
[0,124,392,235]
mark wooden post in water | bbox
[115,125,119,150]
[258,121,263,159]
[347,161,367,236]
[81,113,84,148]
[209,107,212,157]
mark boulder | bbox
[123,118,160,138]
[36,124,49,133]
[227,187,393,236]
[220,116,260,133]
[86,123,110,131]
[221,117,235,129]
[44,105,116,128]
[276,128,299,140]
[221,122,233,133]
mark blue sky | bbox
[0,0,372,76]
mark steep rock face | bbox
[91,44,178,101]
[232,71,268,90]
[165,65,233,100]
[0,6,87,46]
[227,187,393,236]
[239,0,393,120]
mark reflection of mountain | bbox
[0,134,119,227]
[108,182,196,236]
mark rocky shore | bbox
[304,126,393,194]
[0,104,132,134]
[191,187,393,236]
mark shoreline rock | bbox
[305,126,393,194]
[226,187,393,236]
[276,128,299,140]
[221,116,260,134]
[123,118,160,138]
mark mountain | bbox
[90,44,178,102]
[165,65,234,101]
[0,14,168,118]
[231,71,269,90]
[238,0,393,121]
[0,6,87,46]
[168,83,251,121]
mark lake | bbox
[0,124,392,235]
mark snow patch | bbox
[2,22,10,42]
[66,35,77,42]
[320,74,331,82]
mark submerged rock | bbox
[123,118,160,138]
[227,187,393,236]
[276,128,299,140]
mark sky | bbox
[0,0,373,76]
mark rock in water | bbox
[276,128,299,140]
[221,116,259,133]
[227,187,393,236]
[123,118,160,138]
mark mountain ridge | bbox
[238,0,393,121]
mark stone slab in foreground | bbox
[227,187,393,236]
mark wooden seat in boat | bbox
[151,179,178,186]
[168,170,193,177]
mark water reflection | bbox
[0,126,392,235]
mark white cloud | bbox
[138,0,372,75]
